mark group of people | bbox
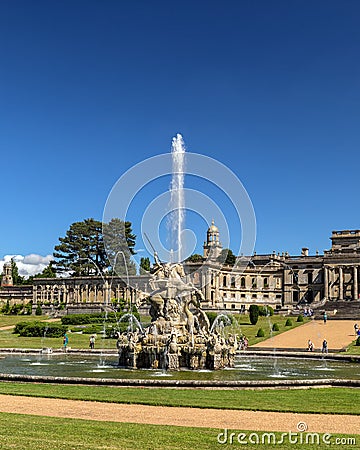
[303,307,314,317]
[307,338,328,353]
[62,333,96,351]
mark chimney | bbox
[301,247,309,257]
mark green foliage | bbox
[14,321,67,338]
[103,218,136,276]
[256,327,265,337]
[205,311,218,326]
[61,310,140,326]
[249,304,259,325]
[80,324,104,334]
[272,323,280,331]
[35,304,42,316]
[53,218,109,276]
[10,258,24,285]
[217,248,236,266]
[285,318,293,326]
[139,257,151,274]
[297,314,304,322]
[258,305,274,316]
[185,254,203,263]
[1,299,10,314]
[356,336,360,346]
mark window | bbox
[252,277,257,288]
[231,304,235,309]
[223,276,227,287]
[276,294,282,299]
[264,277,268,288]
[241,277,246,288]
[241,293,246,298]
[292,291,299,302]
[307,272,313,284]
[231,293,235,298]
[252,294,257,298]
[264,294,269,299]
[231,277,236,288]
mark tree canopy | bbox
[217,248,236,266]
[53,218,136,276]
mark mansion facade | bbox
[2,225,360,313]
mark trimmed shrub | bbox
[81,324,104,334]
[297,314,304,322]
[249,305,259,325]
[35,304,42,316]
[259,306,274,316]
[272,323,280,331]
[256,328,265,337]
[285,318,293,326]
[14,321,67,338]
[356,336,360,347]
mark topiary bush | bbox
[272,323,280,331]
[35,304,42,316]
[249,305,259,325]
[297,314,304,322]
[285,318,293,326]
[259,306,274,316]
[256,328,265,337]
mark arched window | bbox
[252,277,257,288]
[264,277,268,288]
[223,276,227,287]
[241,277,246,288]
[231,277,236,288]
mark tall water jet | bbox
[169,133,185,263]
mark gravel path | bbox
[0,394,358,434]
[252,319,356,350]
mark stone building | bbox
[2,226,360,314]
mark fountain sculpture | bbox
[117,253,238,370]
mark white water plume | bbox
[168,133,186,262]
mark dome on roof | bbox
[208,219,219,233]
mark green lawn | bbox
[228,314,309,346]
[0,382,358,415]
[0,314,50,327]
[0,412,356,450]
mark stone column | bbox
[324,266,329,300]
[354,266,358,301]
[339,266,344,301]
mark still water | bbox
[0,353,359,381]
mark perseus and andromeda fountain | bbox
[116,135,237,370]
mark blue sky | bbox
[1,1,359,273]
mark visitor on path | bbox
[89,335,95,349]
[323,311,327,324]
[63,333,69,352]
[322,339,328,354]
[307,339,314,352]
[354,324,359,336]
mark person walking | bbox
[307,339,314,352]
[323,311,327,324]
[63,333,69,352]
[322,339,328,354]
[89,335,95,350]
[354,324,359,336]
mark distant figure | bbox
[322,339,328,354]
[323,311,327,324]
[63,333,69,351]
[307,339,314,352]
[354,324,359,336]
[89,335,95,350]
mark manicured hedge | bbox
[61,311,140,326]
[14,321,68,338]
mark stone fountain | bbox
[117,254,237,370]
